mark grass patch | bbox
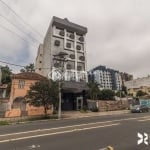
[0,121,9,126]
[27,115,58,122]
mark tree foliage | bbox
[136,90,147,97]
[20,63,35,73]
[122,85,127,95]
[87,81,100,100]
[115,91,125,98]
[26,79,59,116]
[1,65,12,84]
[98,89,115,100]
[1,65,12,97]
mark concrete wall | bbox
[87,99,129,112]
[27,104,53,116]
[5,108,21,117]
[4,105,53,118]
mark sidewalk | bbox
[61,110,130,119]
[0,110,130,124]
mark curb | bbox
[62,110,130,119]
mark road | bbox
[0,112,150,150]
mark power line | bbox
[0,60,25,67]
[0,24,30,43]
[0,0,44,38]
[0,14,41,43]
[0,59,47,69]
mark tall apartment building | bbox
[88,65,122,91]
[35,16,88,110]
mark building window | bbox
[76,45,81,50]
[79,36,84,42]
[54,40,60,46]
[39,68,41,71]
[79,56,85,61]
[77,66,82,71]
[18,80,25,89]
[70,34,75,39]
[66,42,71,48]
[70,54,75,59]
[39,61,42,63]
[59,30,65,36]
[66,64,72,70]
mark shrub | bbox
[91,107,99,112]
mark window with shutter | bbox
[66,43,71,48]
[54,40,60,46]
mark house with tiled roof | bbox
[5,72,53,117]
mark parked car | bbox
[131,105,149,113]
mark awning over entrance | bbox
[62,81,88,93]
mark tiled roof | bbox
[12,72,46,80]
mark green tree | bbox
[26,79,59,116]
[1,65,12,97]
[20,63,35,72]
[98,89,115,100]
[1,65,12,84]
[87,81,100,100]
[115,91,125,98]
[122,85,127,95]
[136,90,147,97]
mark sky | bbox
[0,0,150,78]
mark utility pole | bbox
[53,52,68,119]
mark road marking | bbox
[0,120,121,137]
[138,118,150,122]
[0,115,149,137]
[98,146,114,150]
[0,123,120,143]
[28,144,40,149]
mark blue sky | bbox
[0,0,150,78]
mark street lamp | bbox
[53,52,68,119]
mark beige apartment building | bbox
[35,16,88,110]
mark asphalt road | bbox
[0,112,150,150]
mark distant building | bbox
[124,76,150,97]
[88,65,122,91]
[35,16,88,110]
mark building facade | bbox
[88,65,122,91]
[124,76,150,96]
[35,44,43,75]
[35,16,88,110]
[6,72,53,117]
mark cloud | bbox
[0,0,150,78]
